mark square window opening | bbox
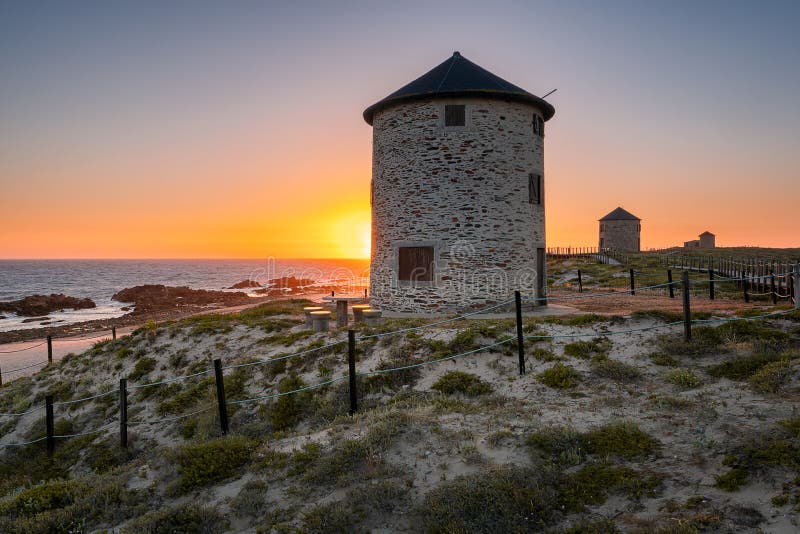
[398,246,434,282]
[445,105,466,127]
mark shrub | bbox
[363,351,421,393]
[527,426,583,465]
[268,374,311,430]
[557,462,661,512]
[431,371,493,396]
[301,501,365,533]
[707,350,792,380]
[650,352,680,367]
[122,503,225,533]
[556,518,620,533]
[749,360,793,393]
[530,348,561,361]
[172,435,255,492]
[156,376,215,415]
[591,358,641,382]
[347,479,409,513]
[230,479,270,517]
[713,468,748,491]
[564,337,611,359]
[581,421,659,459]
[528,422,658,463]
[419,462,660,532]
[419,466,558,532]
[128,357,156,381]
[666,368,702,389]
[0,479,88,519]
[537,363,581,389]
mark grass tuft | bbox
[431,371,493,397]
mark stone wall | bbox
[599,220,640,252]
[369,97,548,314]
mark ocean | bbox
[0,259,369,332]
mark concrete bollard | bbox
[352,304,371,323]
[310,310,332,332]
[362,308,383,326]
[303,306,324,328]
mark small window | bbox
[398,246,434,282]
[445,105,465,127]
[600,224,605,231]
[532,115,539,135]
[528,173,542,204]
[537,116,545,138]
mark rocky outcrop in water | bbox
[0,294,96,316]
[228,280,262,289]
[112,285,252,314]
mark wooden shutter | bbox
[445,105,465,127]
[398,246,434,281]
[528,173,542,204]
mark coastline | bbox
[0,292,333,345]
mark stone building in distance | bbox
[363,52,555,314]
[684,231,715,249]
[598,207,641,252]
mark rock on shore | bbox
[0,294,96,316]
[112,284,252,314]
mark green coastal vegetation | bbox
[0,293,798,532]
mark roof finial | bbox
[453,51,461,57]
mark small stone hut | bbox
[699,231,715,248]
[363,52,555,314]
[598,207,641,252]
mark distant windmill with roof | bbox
[598,207,641,252]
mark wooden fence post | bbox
[119,378,128,448]
[514,291,525,376]
[0,367,3,387]
[347,330,358,415]
[709,268,715,300]
[793,265,799,309]
[47,335,53,364]
[577,269,583,293]
[770,271,777,304]
[45,394,54,456]
[213,359,228,435]
[682,271,691,341]
[667,269,674,298]
[629,269,635,296]
[112,326,117,341]
[742,273,749,303]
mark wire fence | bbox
[0,273,797,450]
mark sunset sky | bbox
[1,0,798,259]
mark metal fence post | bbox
[347,330,357,415]
[213,359,228,434]
[577,269,583,293]
[514,291,525,376]
[45,395,54,456]
[682,271,691,341]
[119,378,128,448]
[667,269,674,298]
[47,335,53,364]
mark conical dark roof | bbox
[363,52,555,125]
[599,207,640,221]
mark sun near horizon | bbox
[1,2,799,260]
